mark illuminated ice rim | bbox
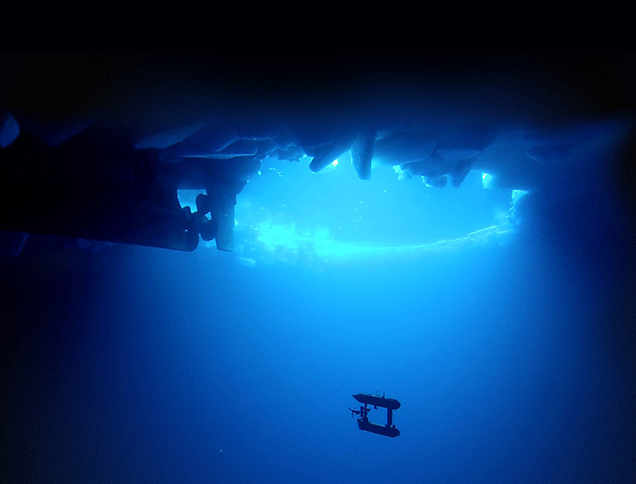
[178,163,529,267]
[234,220,517,264]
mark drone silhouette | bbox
[349,393,401,438]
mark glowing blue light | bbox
[232,219,516,268]
[481,172,494,189]
[512,189,529,204]
[228,154,523,268]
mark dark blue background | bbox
[2,161,635,483]
[1,53,635,484]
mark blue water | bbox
[2,159,636,483]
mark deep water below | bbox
[2,185,636,484]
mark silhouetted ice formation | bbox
[0,55,634,258]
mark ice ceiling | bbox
[0,55,634,262]
[179,155,522,267]
[175,116,629,267]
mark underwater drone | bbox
[350,393,401,438]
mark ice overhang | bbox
[173,118,631,267]
[0,55,634,259]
